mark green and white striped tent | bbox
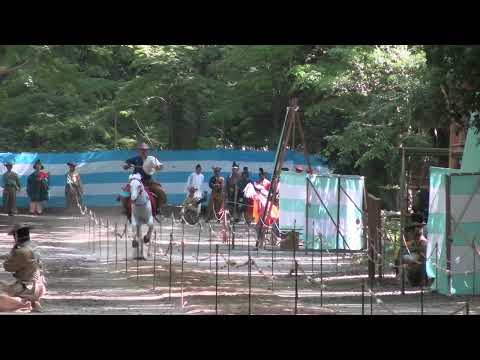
[426,127,480,295]
[279,172,365,251]
[426,167,480,295]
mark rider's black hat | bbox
[33,159,44,170]
[405,213,427,229]
[8,224,32,242]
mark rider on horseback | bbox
[122,142,167,213]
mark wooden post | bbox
[399,146,406,295]
[99,218,102,258]
[196,223,201,264]
[209,225,212,272]
[361,279,365,315]
[320,233,323,307]
[115,223,118,270]
[294,260,298,315]
[445,175,452,294]
[248,254,252,315]
[124,223,128,274]
[113,107,118,149]
[106,219,109,265]
[306,178,310,253]
[169,233,173,301]
[336,177,341,273]
[181,236,185,307]
[215,244,219,315]
[367,194,381,281]
[93,218,96,254]
[153,230,157,290]
[88,216,91,251]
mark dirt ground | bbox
[0,208,477,315]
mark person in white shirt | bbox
[185,164,204,202]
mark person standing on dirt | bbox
[2,162,21,216]
[27,160,49,216]
[238,167,253,223]
[0,224,46,312]
[226,162,241,222]
[207,166,225,222]
[123,142,167,209]
[65,162,84,212]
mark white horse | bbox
[129,173,154,260]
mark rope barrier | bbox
[449,303,469,315]
[366,286,396,315]
[66,181,480,315]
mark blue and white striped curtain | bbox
[0,149,328,208]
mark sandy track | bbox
[0,210,476,315]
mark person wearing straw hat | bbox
[0,224,46,312]
[181,185,202,220]
[65,162,84,213]
[26,160,49,216]
[2,162,21,216]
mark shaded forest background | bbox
[1,45,480,202]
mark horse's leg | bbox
[146,218,154,242]
[131,207,140,260]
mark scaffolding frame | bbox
[399,146,450,294]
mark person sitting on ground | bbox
[0,224,47,313]
[397,213,429,287]
[182,186,202,216]
[2,162,21,216]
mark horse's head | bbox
[129,173,143,202]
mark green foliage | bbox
[1,44,473,206]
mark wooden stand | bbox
[258,97,312,247]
